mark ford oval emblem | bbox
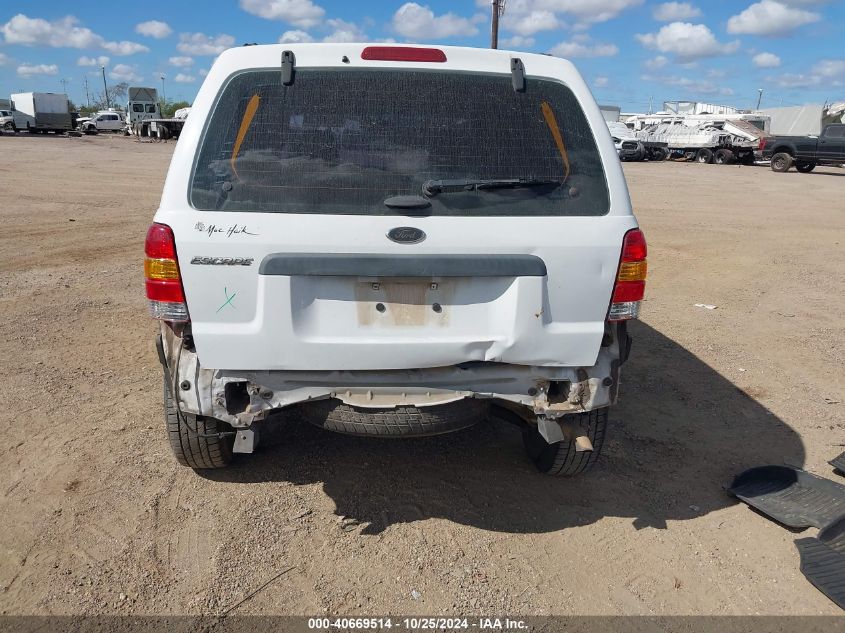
[387,227,426,244]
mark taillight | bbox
[609,229,647,321]
[361,46,447,63]
[144,223,189,322]
[758,138,767,151]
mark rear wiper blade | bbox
[422,178,562,197]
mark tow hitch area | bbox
[162,322,626,430]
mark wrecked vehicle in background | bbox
[608,121,667,161]
[628,112,770,165]
[145,43,647,477]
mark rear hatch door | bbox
[158,45,636,371]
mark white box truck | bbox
[9,92,72,133]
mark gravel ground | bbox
[0,134,843,617]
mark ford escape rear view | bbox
[146,43,647,476]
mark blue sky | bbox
[0,1,843,111]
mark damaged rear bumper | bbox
[159,323,631,429]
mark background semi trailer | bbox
[9,92,72,134]
[626,113,771,165]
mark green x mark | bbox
[217,287,237,313]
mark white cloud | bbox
[109,63,142,83]
[641,73,734,96]
[169,56,194,67]
[177,32,236,55]
[2,14,100,48]
[814,59,845,78]
[727,1,820,36]
[753,52,781,68]
[500,35,536,49]
[135,20,172,39]
[321,18,366,43]
[594,76,609,87]
[17,63,58,77]
[392,3,482,40]
[77,55,110,67]
[102,41,150,55]
[1,14,148,55]
[636,22,740,61]
[0,53,11,66]
[768,72,819,88]
[174,73,196,83]
[645,55,669,69]
[199,68,209,77]
[653,2,702,21]
[279,29,314,43]
[769,59,845,88]
[478,0,643,26]
[506,10,562,36]
[239,0,326,29]
[550,38,618,58]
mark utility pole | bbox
[491,0,504,49]
[755,88,763,111]
[648,95,654,115]
[60,78,68,94]
[160,75,167,105]
[101,66,110,109]
[84,76,91,108]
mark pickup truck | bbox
[145,43,647,477]
[761,123,845,172]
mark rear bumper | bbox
[160,322,630,428]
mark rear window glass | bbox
[190,69,609,216]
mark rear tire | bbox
[163,376,234,469]
[2,122,13,132]
[300,398,489,437]
[714,149,735,165]
[695,148,714,164]
[795,162,816,173]
[522,408,608,477]
[771,152,793,172]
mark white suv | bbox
[145,44,647,476]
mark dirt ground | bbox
[0,134,843,618]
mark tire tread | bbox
[523,408,608,477]
[163,377,233,469]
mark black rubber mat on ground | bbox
[728,465,845,529]
[797,516,845,610]
[831,452,845,475]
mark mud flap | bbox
[796,516,845,611]
[728,466,845,529]
[831,452,845,476]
